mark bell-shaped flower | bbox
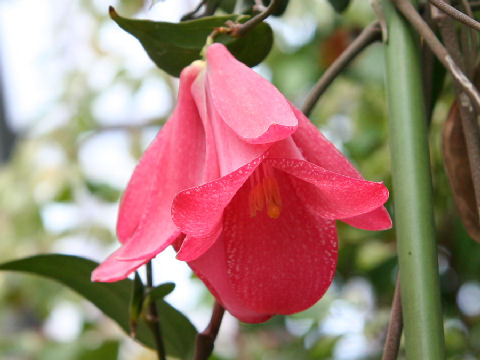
[92,43,391,323]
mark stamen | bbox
[248,164,282,219]
[263,176,282,219]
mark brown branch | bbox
[193,301,225,360]
[301,21,382,116]
[226,0,279,37]
[382,274,403,360]
[429,0,480,31]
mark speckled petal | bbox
[172,156,265,259]
[269,159,389,220]
[222,170,338,314]
[290,105,392,228]
[176,222,223,261]
[290,104,362,178]
[188,234,273,323]
[91,247,149,282]
[340,206,392,231]
[205,43,297,144]
[111,63,206,263]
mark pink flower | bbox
[92,43,391,323]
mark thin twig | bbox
[422,2,436,123]
[193,301,225,360]
[382,274,403,360]
[146,261,167,360]
[429,0,480,32]
[181,0,207,21]
[391,0,480,111]
[301,21,381,116]
[460,0,474,18]
[226,0,279,37]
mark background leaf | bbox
[327,0,351,13]
[0,254,196,360]
[109,7,273,77]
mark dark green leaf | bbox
[0,254,196,360]
[109,7,273,77]
[148,282,176,300]
[219,0,236,13]
[327,0,351,13]
[262,0,289,16]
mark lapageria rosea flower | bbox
[92,43,391,323]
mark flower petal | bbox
[187,235,273,323]
[269,159,389,220]
[176,222,223,262]
[172,156,264,259]
[191,71,270,176]
[290,105,362,178]
[221,170,338,314]
[91,247,149,282]
[205,43,297,144]
[290,106,392,229]
[340,206,392,231]
[116,64,206,261]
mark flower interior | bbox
[248,163,282,219]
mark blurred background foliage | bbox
[0,0,479,359]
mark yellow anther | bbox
[249,182,265,217]
[263,177,282,219]
[248,165,282,219]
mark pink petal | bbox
[220,170,338,314]
[176,222,223,262]
[172,156,265,259]
[290,105,362,178]
[269,159,389,220]
[340,206,392,231]
[188,235,273,323]
[91,247,149,282]
[190,70,221,182]
[116,64,206,261]
[289,106,391,228]
[191,68,271,177]
[205,43,297,144]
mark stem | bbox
[301,21,381,116]
[228,0,279,37]
[382,0,445,358]
[382,274,403,360]
[193,301,225,360]
[391,0,480,111]
[146,261,167,360]
[429,0,480,32]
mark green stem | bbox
[146,262,167,360]
[382,0,445,358]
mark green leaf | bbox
[148,282,176,300]
[327,0,351,13]
[109,7,273,77]
[0,254,196,360]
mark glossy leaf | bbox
[148,282,176,300]
[109,7,273,77]
[327,0,351,13]
[0,254,196,359]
